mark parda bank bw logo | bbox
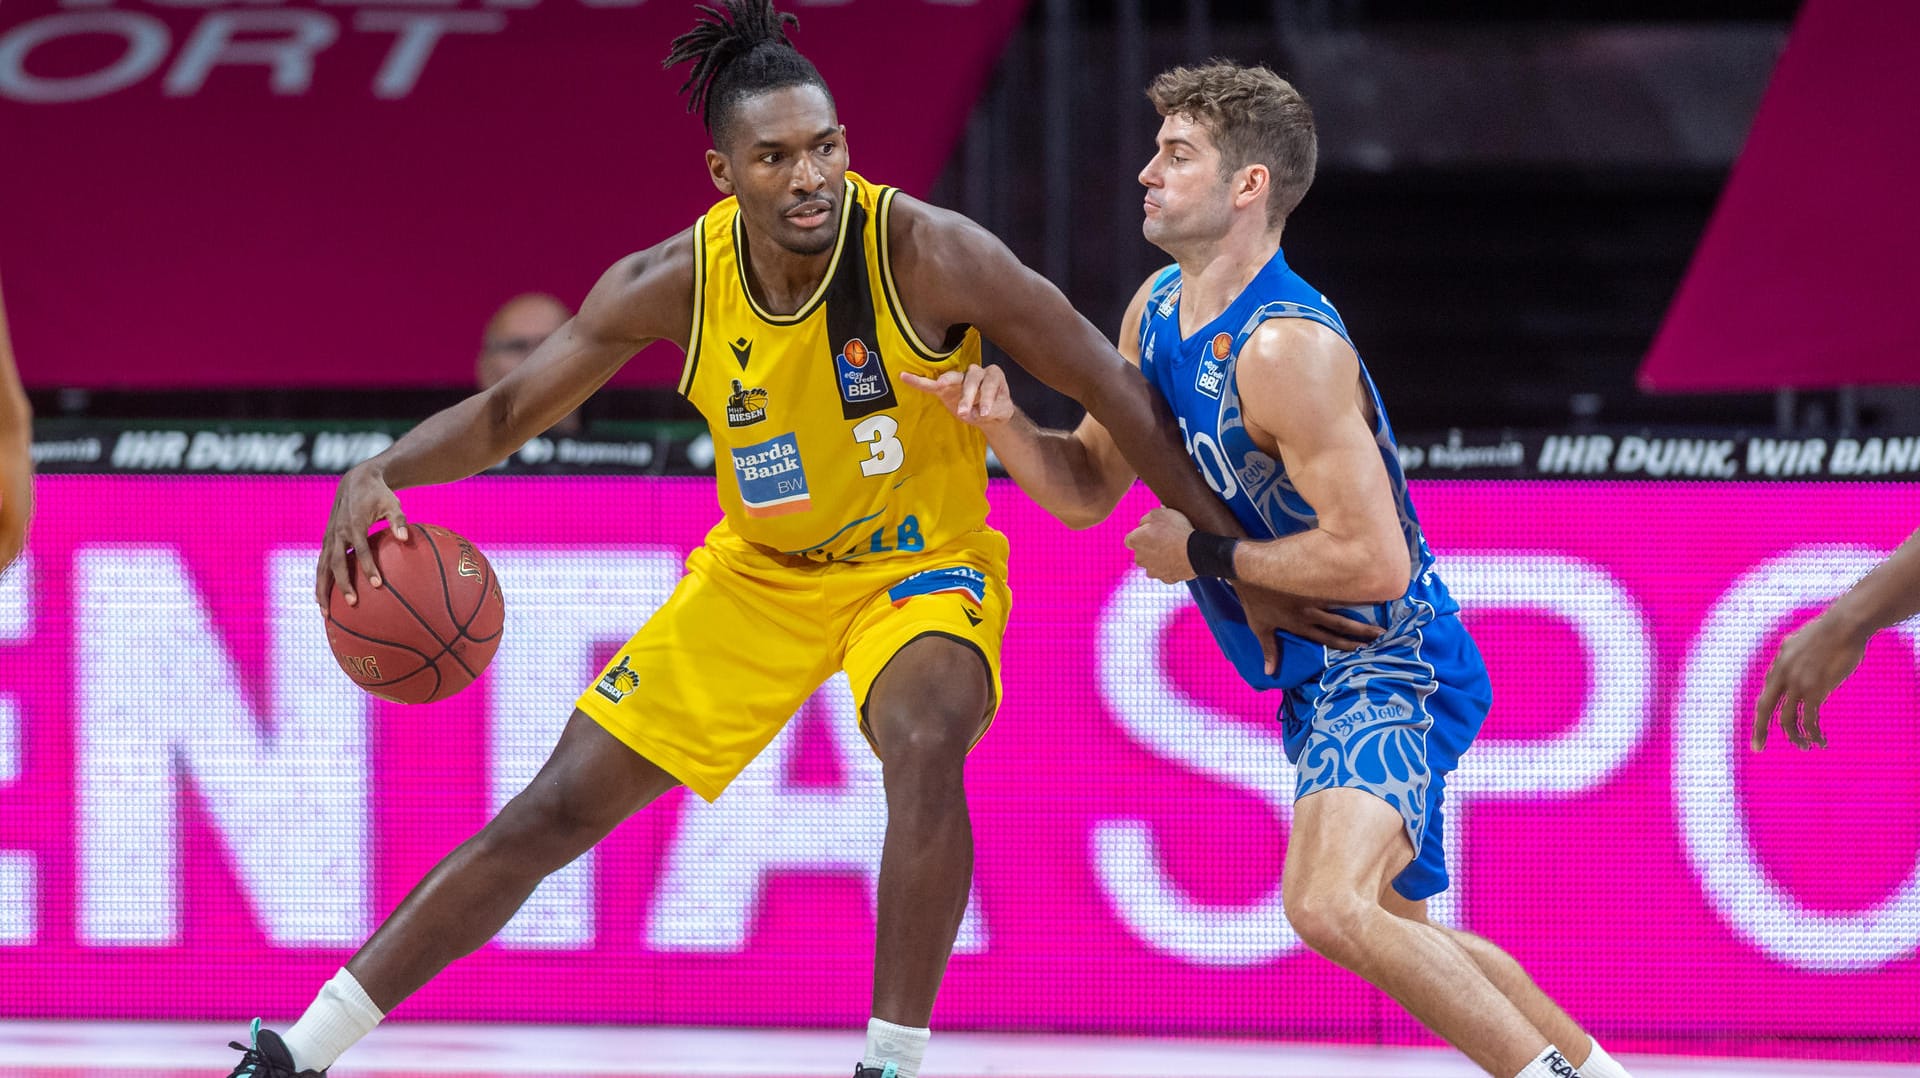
[595,656,639,703]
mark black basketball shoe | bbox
[852,1064,900,1078]
[226,1019,326,1077]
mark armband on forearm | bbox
[1187,531,1240,580]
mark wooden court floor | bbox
[0,1022,1915,1078]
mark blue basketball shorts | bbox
[1281,611,1491,901]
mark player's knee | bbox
[1445,926,1506,970]
[873,705,976,774]
[486,780,621,862]
[1283,880,1376,966]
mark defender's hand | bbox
[1753,612,1867,750]
[1125,506,1197,584]
[317,464,410,608]
[1240,583,1383,666]
[899,365,1014,427]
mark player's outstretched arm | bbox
[370,233,695,491]
[900,276,1157,529]
[318,231,697,606]
[0,268,32,576]
[901,362,1131,529]
[1127,317,1409,602]
[884,196,1244,540]
[1753,527,1920,750]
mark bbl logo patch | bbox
[1194,331,1231,400]
[835,338,894,407]
[595,655,639,703]
[726,379,769,428]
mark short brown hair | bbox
[1148,61,1316,226]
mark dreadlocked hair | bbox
[664,0,832,147]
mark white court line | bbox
[0,1021,1914,1077]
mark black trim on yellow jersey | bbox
[823,202,898,422]
[877,186,968,363]
[679,218,709,397]
[732,179,857,327]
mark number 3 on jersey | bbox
[854,414,904,476]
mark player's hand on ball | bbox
[1125,507,1197,584]
[318,463,410,607]
[899,364,1014,427]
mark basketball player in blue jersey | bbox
[220,9,1333,1078]
[905,62,1631,1078]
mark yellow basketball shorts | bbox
[574,523,1012,801]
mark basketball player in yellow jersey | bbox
[224,4,1301,1077]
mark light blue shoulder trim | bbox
[1140,264,1181,352]
[1243,299,1354,350]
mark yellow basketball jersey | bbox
[681,171,990,561]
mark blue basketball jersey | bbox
[1137,249,1459,691]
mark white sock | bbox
[1513,1045,1581,1078]
[1575,1039,1632,1078]
[862,1017,930,1078]
[281,967,386,1072]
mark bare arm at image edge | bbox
[0,269,33,575]
[1753,528,1920,750]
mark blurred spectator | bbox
[477,292,582,437]
[0,268,31,574]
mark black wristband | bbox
[1186,531,1240,580]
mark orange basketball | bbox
[323,524,504,704]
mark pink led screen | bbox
[0,477,1916,1056]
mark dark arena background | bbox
[3,0,1918,1075]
